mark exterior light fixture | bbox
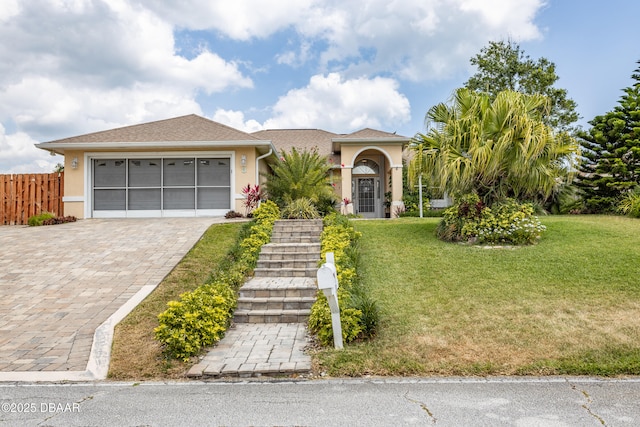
[241,154,247,173]
[71,157,78,169]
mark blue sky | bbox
[1,0,639,173]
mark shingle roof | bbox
[340,128,408,140]
[44,114,260,143]
[252,129,339,157]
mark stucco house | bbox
[36,114,409,219]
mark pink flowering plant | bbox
[241,184,262,216]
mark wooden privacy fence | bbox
[0,173,64,225]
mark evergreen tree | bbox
[576,61,640,212]
[465,40,579,132]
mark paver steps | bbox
[234,219,322,325]
[187,219,322,379]
[252,219,322,280]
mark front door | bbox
[355,177,380,218]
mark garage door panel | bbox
[94,160,125,187]
[163,159,195,186]
[163,188,195,209]
[198,158,230,186]
[94,189,126,210]
[129,159,161,187]
[197,188,230,209]
[129,189,161,210]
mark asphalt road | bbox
[1,377,639,426]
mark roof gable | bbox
[45,114,260,144]
[343,128,408,139]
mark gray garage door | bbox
[92,157,230,217]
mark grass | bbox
[314,215,640,377]
[108,222,244,380]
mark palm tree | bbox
[409,88,579,206]
[263,147,337,211]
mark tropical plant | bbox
[409,88,580,207]
[241,184,262,216]
[263,147,337,213]
[617,187,640,218]
[281,197,320,219]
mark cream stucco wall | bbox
[60,147,270,218]
[63,150,86,218]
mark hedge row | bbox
[154,201,280,361]
[308,213,379,346]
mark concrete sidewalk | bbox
[0,218,223,381]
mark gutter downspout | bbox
[255,149,273,184]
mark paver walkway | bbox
[188,220,321,379]
[0,218,222,381]
[188,323,311,378]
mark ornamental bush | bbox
[154,283,236,361]
[27,211,55,226]
[281,197,320,219]
[617,188,640,218]
[308,213,379,346]
[155,201,280,361]
[437,194,546,245]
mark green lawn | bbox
[314,216,640,377]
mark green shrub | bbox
[155,200,280,361]
[309,213,379,346]
[617,189,640,218]
[27,211,55,226]
[281,197,320,219]
[154,282,235,361]
[437,194,546,245]
[239,201,280,267]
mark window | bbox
[352,159,379,175]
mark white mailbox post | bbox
[316,252,343,349]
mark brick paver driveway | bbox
[0,218,217,376]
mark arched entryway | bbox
[351,155,384,218]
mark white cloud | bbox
[142,0,545,82]
[0,0,547,172]
[263,73,410,132]
[213,74,411,134]
[0,0,252,140]
[0,124,62,173]
[212,109,264,133]
[141,0,315,40]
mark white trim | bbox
[347,146,401,169]
[62,196,84,202]
[38,140,273,151]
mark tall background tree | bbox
[410,88,579,207]
[575,60,640,212]
[465,40,579,132]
